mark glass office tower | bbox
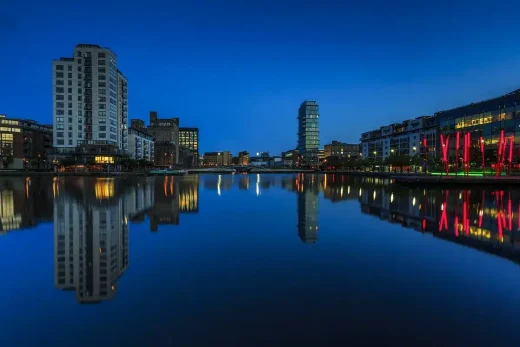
[297,100,320,167]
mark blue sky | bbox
[2,0,520,154]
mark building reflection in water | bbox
[0,177,54,234]
[147,176,199,231]
[53,178,152,303]
[52,176,200,303]
[5,173,520,302]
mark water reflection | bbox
[3,173,520,304]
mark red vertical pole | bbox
[508,192,512,231]
[496,130,504,176]
[456,131,460,171]
[423,137,427,173]
[509,136,514,176]
[480,136,485,174]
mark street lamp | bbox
[373,151,377,155]
[413,146,417,152]
[391,149,395,154]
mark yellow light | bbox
[359,188,362,197]
[412,197,416,206]
[373,190,376,200]
[340,187,343,198]
[390,193,394,203]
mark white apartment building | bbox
[128,127,155,162]
[52,44,128,154]
[360,116,437,162]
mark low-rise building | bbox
[238,151,250,165]
[361,116,436,162]
[0,114,53,169]
[282,149,298,167]
[324,141,360,158]
[203,151,232,166]
[128,127,154,162]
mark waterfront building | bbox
[297,100,320,167]
[361,116,436,162]
[318,149,325,163]
[203,151,232,166]
[179,127,199,167]
[435,88,520,169]
[146,111,179,167]
[282,149,298,167]
[128,127,154,162]
[238,151,250,165]
[0,114,53,169]
[324,141,360,159]
[52,44,128,163]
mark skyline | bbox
[3,1,520,154]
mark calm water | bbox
[1,173,520,345]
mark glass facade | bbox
[297,101,319,166]
[436,89,520,169]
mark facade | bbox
[297,101,320,167]
[179,127,199,167]
[52,44,128,159]
[435,88,520,169]
[238,151,250,165]
[282,149,298,167]
[128,127,154,162]
[324,141,360,158]
[203,151,232,166]
[361,116,436,162]
[0,114,53,169]
[146,111,179,167]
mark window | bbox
[98,52,106,58]
[56,72,64,78]
[98,96,106,102]
[84,67,92,73]
[68,95,72,101]
[56,117,64,122]
[56,65,64,71]
[84,52,91,58]
[99,89,105,95]
[68,110,72,116]
[98,82,106,87]
[78,81,82,87]
[56,80,64,86]
[68,73,72,78]
[99,118,106,123]
[78,96,82,101]
[76,51,82,57]
[78,133,82,138]
[68,65,72,71]
[77,66,82,72]
[56,87,64,93]
[99,133,106,138]
[68,88,72,93]
[56,110,64,116]
[68,80,72,86]
[78,125,82,130]
[68,117,73,123]
[68,102,72,108]
[99,104,106,109]
[56,132,64,138]
[68,139,73,145]
[78,74,82,79]
[98,67,106,73]
[56,102,64,108]
[56,95,64,100]
[98,111,106,117]
[99,126,106,131]
[57,139,64,145]
[78,118,82,124]
[78,110,82,116]
[56,124,64,130]
[98,60,106,65]
[99,74,106,80]
[68,132,73,138]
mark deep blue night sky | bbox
[2,0,520,154]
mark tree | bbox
[3,155,13,169]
